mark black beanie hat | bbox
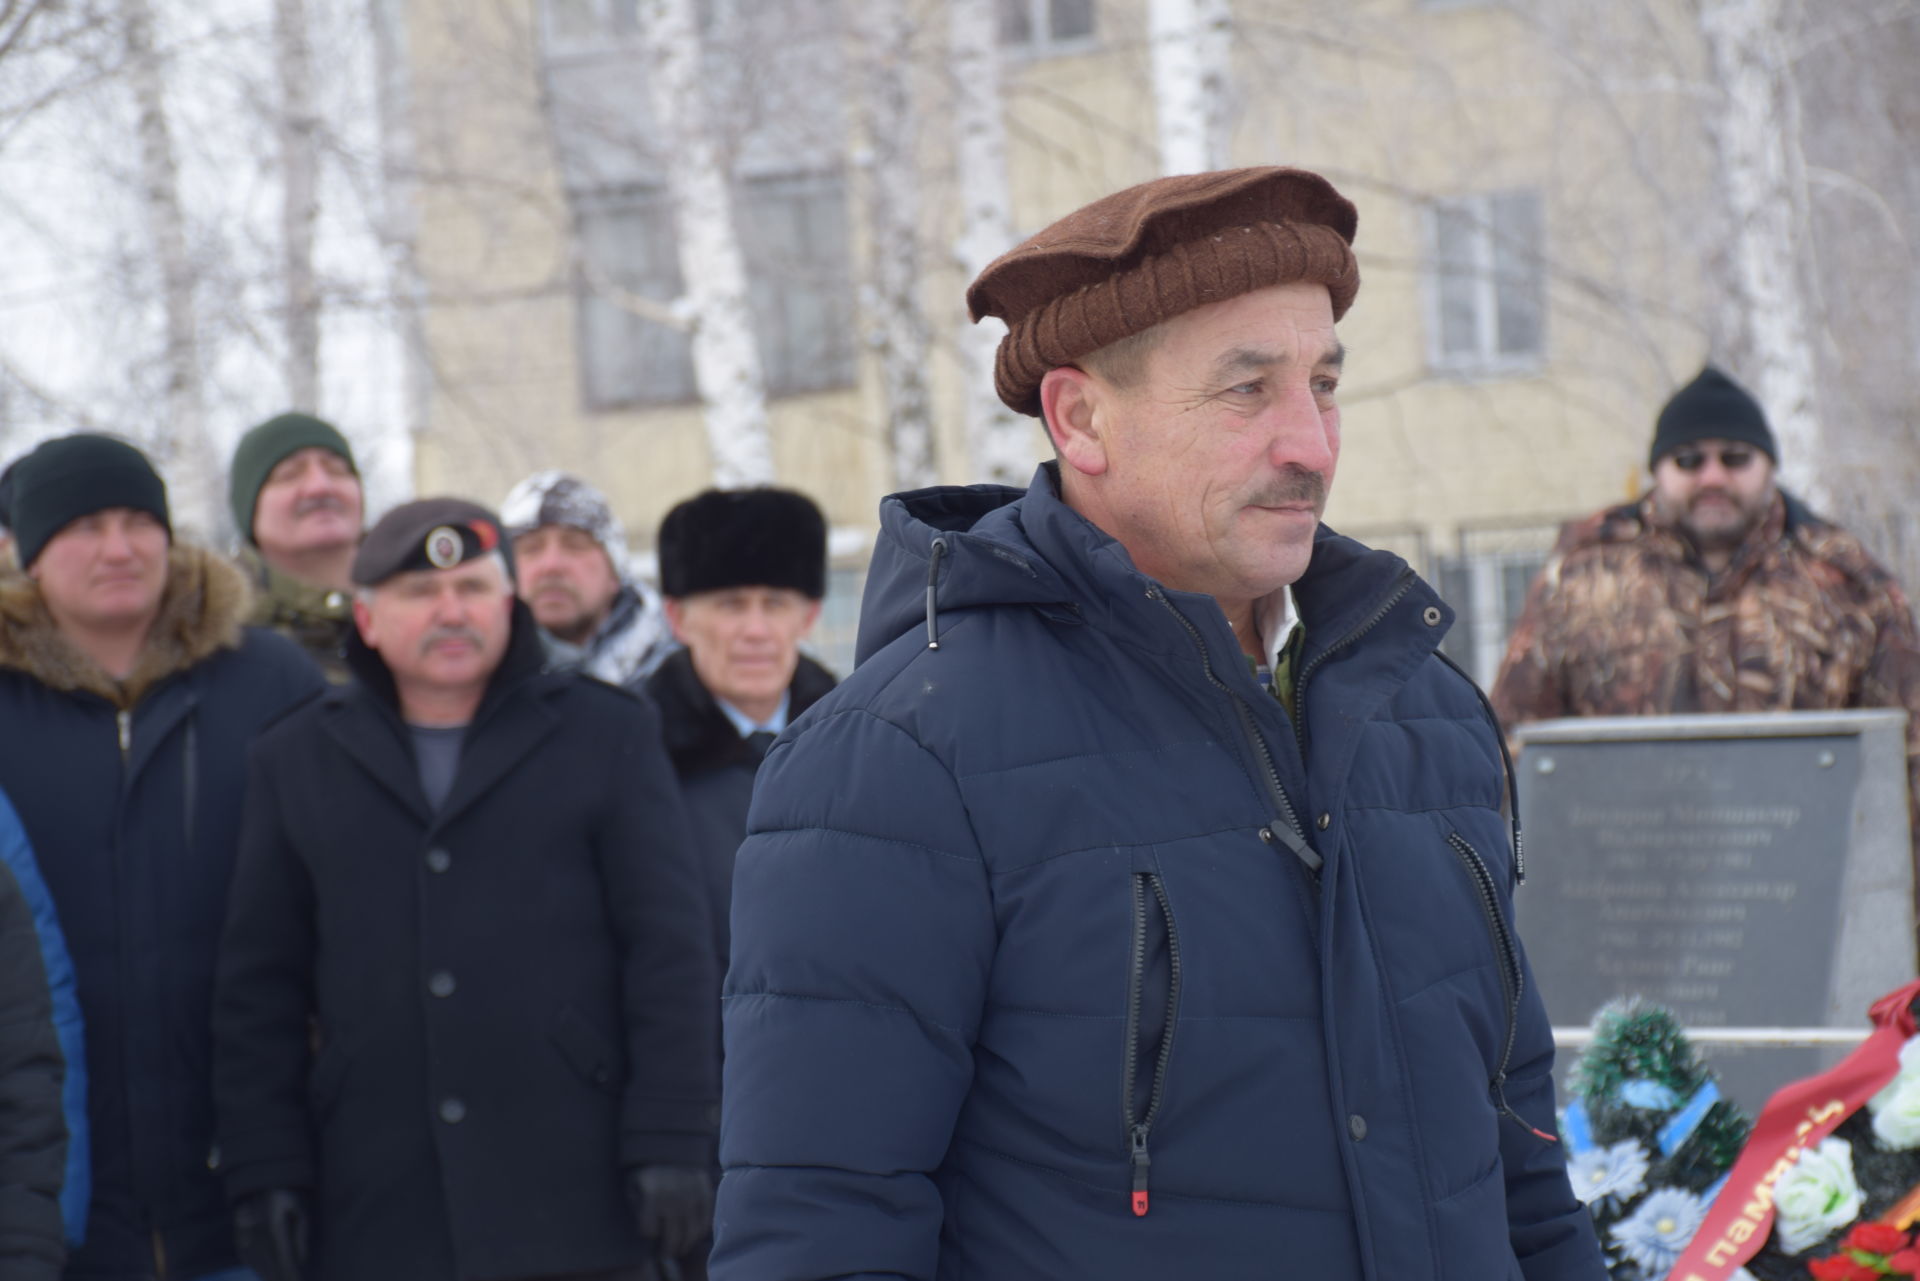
[1649,366,1776,468]
[10,434,171,568]
[658,488,828,599]
[229,412,358,544]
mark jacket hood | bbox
[856,470,1077,664]
[859,464,1433,670]
[0,544,253,708]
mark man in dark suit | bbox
[213,497,717,1281]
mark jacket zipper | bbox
[117,708,132,764]
[1289,569,1416,759]
[1145,587,1317,876]
[1123,872,1182,1216]
[1437,651,1527,887]
[1447,832,1555,1143]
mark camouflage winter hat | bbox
[965,166,1361,417]
[500,470,633,582]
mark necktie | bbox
[746,730,777,760]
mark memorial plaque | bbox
[1515,711,1913,1113]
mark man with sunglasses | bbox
[1492,366,1920,928]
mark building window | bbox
[574,172,857,411]
[998,0,1096,51]
[541,0,636,55]
[541,0,720,57]
[1435,522,1560,687]
[738,172,858,398]
[575,190,698,410]
[1427,189,1546,374]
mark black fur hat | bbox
[658,487,827,599]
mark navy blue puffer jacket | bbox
[713,467,1604,1281]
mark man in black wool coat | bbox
[648,488,839,994]
[212,497,718,1281]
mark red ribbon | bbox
[1665,979,1920,1281]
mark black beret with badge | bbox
[352,497,507,587]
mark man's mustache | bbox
[1248,467,1328,511]
[294,495,350,516]
[530,575,582,603]
[419,625,484,655]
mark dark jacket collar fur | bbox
[0,544,251,708]
[648,645,838,775]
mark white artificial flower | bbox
[1870,1076,1920,1150]
[1870,1042,1920,1150]
[1772,1137,1865,1254]
[1610,1186,1709,1276]
[1568,1139,1651,1209]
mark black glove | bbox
[233,1187,311,1281]
[626,1164,714,1261]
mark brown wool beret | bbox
[966,167,1361,417]
[352,497,506,587]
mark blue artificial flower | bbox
[1618,1078,1681,1110]
[1609,1187,1708,1276]
[1568,1139,1650,1212]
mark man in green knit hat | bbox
[227,411,363,680]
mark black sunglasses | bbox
[1670,446,1759,473]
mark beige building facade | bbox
[394,0,1725,676]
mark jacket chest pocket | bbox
[1122,871,1180,1217]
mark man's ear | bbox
[663,597,688,645]
[351,595,378,648]
[1039,366,1110,479]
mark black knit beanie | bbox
[658,488,828,599]
[1649,366,1777,468]
[10,434,171,568]
[229,412,358,544]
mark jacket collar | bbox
[239,545,352,624]
[0,544,252,709]
[341,596,547,715]
[328,599,561,828]
[1616,487,1807,593]
[865,462,1440,673]
[651,645,837,774]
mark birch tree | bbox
[1150,0,1235,174]
[121,0,220,531]
[636,0,774,489]
[275,0,320,409]
[858,0,935,491]
[950,0,1030,486]
[1696,0,1825,509]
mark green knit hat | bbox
[10,434,171,568]
[228,412,358,544]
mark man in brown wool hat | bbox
[713,169,1606,1279]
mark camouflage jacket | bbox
[1491,490,1920,881]
[238,547,354,684]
